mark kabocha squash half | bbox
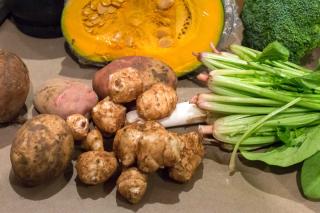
[61,0,224,76]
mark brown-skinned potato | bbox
[92,56,177,103]
[0,50,30,123]
[10,114,74,186]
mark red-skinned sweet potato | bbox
[92,56,177,103]
[34,78,98,119]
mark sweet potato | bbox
[92,56,177,103]
[34,78,98,119]
[10,114,74,186]
[0,50,30,123]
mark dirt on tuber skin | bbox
[108,67,143,104]
[114,121,181,173]
[136,82,178,120]
[0,50,30,123]
[92,56,177,103]
[117,167,148,204]
[81,128,104,151]
[137,129,181,173]
[169,132,204,183]
[76,151,118,185]
[113,123,143,167]
[92,97,126,134]
[66,114,89,141]
[10,114,74,186]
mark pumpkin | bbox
[61,0,224,76]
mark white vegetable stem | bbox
[126,102,207,128]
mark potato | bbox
[10,114,74,186]
[92,56,177,103]
[34,78,98,119]
[0,50,30,123]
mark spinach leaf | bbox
[241,125,320,167]
[282,72,320,93]
[301,152,320,199]
[257,41,290,62]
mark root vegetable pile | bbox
[9,55,204,205]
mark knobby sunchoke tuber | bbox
[92,97,126,134]
[66,114,89,140]
[117,167,148,204]
[114,121,203,181]
[136,82,178,120]
[81,128,104,151]
[169,132,204,183]
[76,151,118,185]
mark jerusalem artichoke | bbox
[66,114,89,140]
[76,151,118,185]
[81,128,104,151]
[92,97,126,134]
[117,167,148,204]
[169,132,204,182]
[136,83,178,120]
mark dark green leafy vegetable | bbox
[301,152,320,199]
[241,125,320,167]
[257,41,290,62]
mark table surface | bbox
[0,20,319,213]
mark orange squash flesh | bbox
[61,0,224,77]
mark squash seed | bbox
[159,36,174,48]
[97,3,108,14]
[98,19,105,26]
[101,0,111,6]
[89,13,99,20]
[157,0,175,10]
[85,21,95,27]
[162,18,171,26]
[106,6,117,13]
[90,0,99,10]
[156,27,171,38]
[82,7,93,16]
[91,17,101,25]
[111,1,121,8]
